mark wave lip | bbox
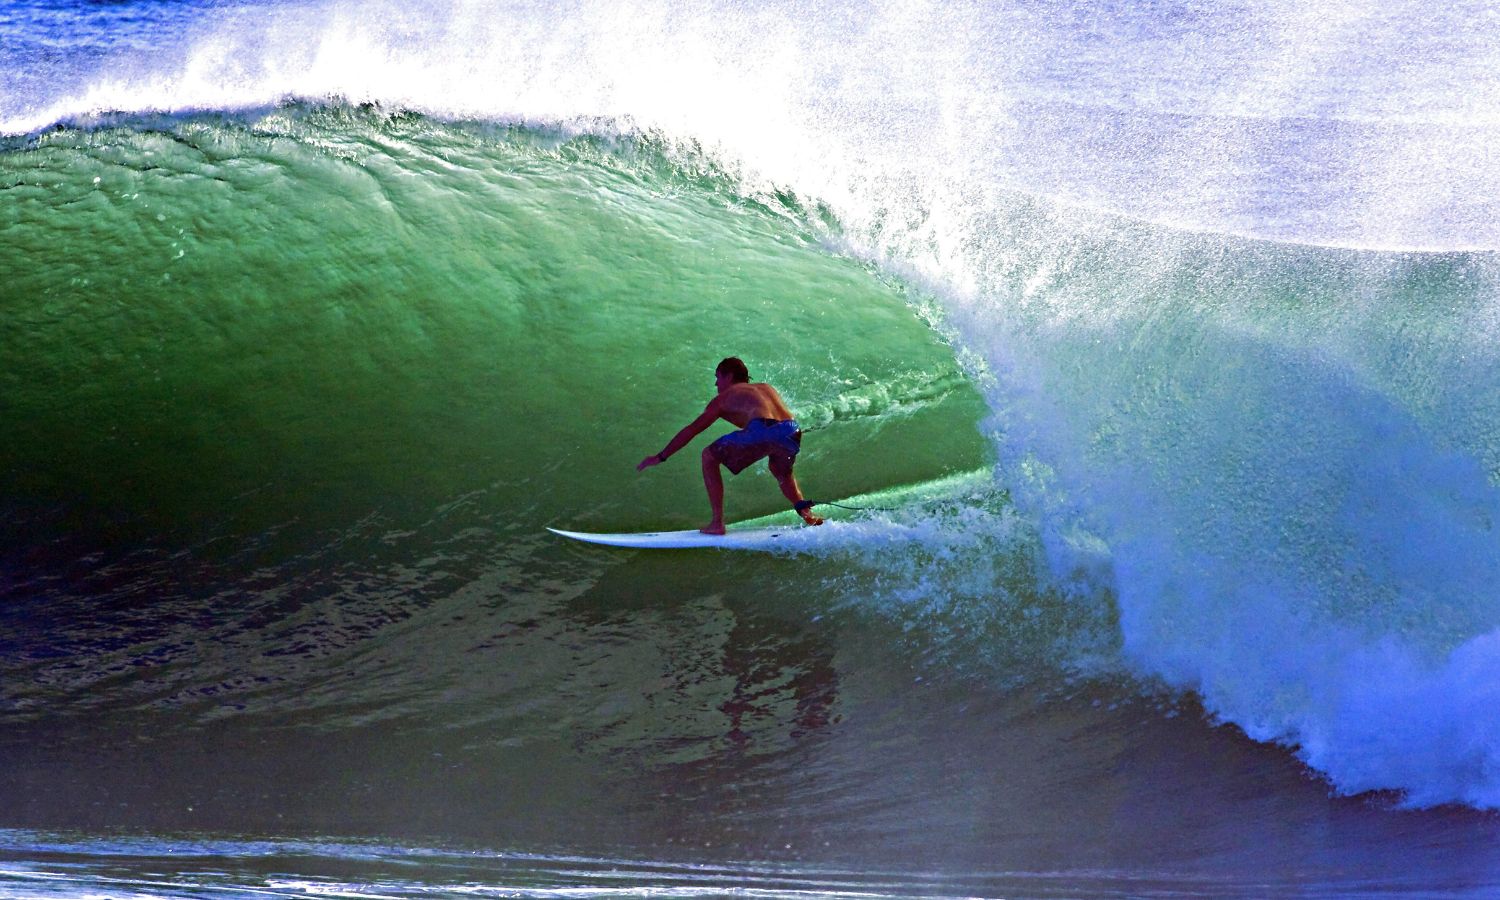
[7,0,1500,249]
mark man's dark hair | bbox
[716,357,750,384]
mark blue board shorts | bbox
[708,418,802,475]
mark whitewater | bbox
[6,0,1500,896]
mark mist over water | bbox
[7,0,1500,895]
[11,0,1500,248]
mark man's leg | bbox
[770,455,823,526]
[700,446,726,535]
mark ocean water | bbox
[5,0,1500,896]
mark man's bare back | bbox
[710,382,795,429]
[636,358,823,534]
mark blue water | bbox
[6,1,1500,897]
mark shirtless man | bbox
[637,357,825,535]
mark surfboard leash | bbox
[798,499,900,513]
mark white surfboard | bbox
[547,525,805,550]
[547,469,993,552]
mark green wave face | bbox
[1,105,991,544]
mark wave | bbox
[6,0,1500,814]
[8,98,1500,810]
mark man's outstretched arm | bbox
[638,402,720,471]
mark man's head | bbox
[715,357,750,391]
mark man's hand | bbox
[636,454,663,472]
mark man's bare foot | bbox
[699,522,726,535]
[799,510,824,526]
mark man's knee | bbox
[769,454,794,479]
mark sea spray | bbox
[877,202,1500,806]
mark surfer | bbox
[637,357,825,535]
